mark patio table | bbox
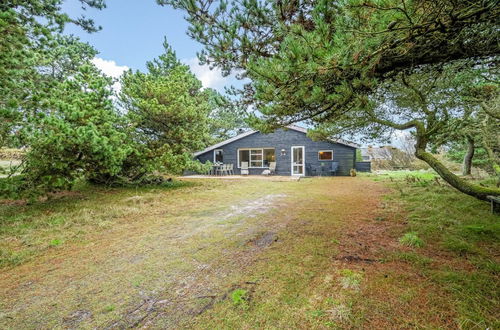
[211,164,221,176]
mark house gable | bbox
[194,125,358,157]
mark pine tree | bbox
[119,40,212,179]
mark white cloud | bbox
[91,57,129,94]
[90,57,234,93]
[92,57,129,79]
[181,57,230,90]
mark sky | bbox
[62,0,234,91]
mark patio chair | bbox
[228,163,234,175]
[330,161,339,176]
[217,164,229,176]
[306,164,316,176]
[241,162,249,175]
[269,162,276,175]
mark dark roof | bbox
[194,125,359,156]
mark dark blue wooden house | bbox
[194,125,361,176]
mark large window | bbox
[238,148,275,168]
[318,150,333,161]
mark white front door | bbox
[291,146,305,176]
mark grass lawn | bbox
[0,175,498,328]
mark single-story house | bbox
[193,125,363,176]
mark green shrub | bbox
[231,288,248,307]
[399,232,424,248]
[10,65,133,198]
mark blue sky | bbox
[62,0,234,90]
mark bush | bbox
[231,289,248,307]
[399,232,424,248]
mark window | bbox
[318,150,333,161]
[263,149,275,166]
[238,148,275,168]
[239,149,250,167]
[214,149,223,163]
[250,149,262,167]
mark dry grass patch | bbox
[0,178,302,328]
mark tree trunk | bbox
[483,144,500,176]
[415,148,500,201]
[462,136,474,176]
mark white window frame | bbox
[213,149,223,163]
[237,148,275,168]
[318,150,334,161]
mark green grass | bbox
[0,249,33,268]
[363,169,437,181]
[383,174,499,328]
[0,159,21,169]
[49,238,62,247]
[390,251,433,267]
[339,269,363,290]
[103,304,116,313]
